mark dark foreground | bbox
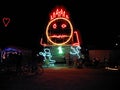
[0,66,120,90]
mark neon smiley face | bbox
[46,17,73,45]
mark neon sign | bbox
[40,38,47,47]
[50,8,69,20]
[46,17,73,45]
[45,7,73,46]
[2,17,10,27]
[72,31,80,46]
[39,48,56,66]
[58,46,63,54]
[50,35,69,38]
[70,46,81,59]
[40,6,81,47]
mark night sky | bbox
[0,0,119,50]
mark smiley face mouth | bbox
[49,34,70,44]
[50,34,69,39]
[47,28,72,44]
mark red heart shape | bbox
[2,17,10,27]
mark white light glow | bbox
[70,46,81,59]
[39,48,56,67]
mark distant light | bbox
[115,43,118,46]
[105,67,119,71]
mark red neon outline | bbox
[40,38,47,47]
[61,23,66,29]
[72,31,80,46]
[50,8,69,20]
[50,35,69,38]
[2,17,10,27]
[53,23,57,29]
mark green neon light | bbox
[58,46,63,54]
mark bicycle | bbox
[35,62,44,75]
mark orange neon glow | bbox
[50,8,69,20]
[46,17,73,46]
[40,31,81,46]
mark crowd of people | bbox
[0,50,119,74]
[64,53,114,69]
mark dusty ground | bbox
[0,66,120,90]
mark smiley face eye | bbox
[53,23,57,29]
[61,24,67,29]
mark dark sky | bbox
[0,0,119,50]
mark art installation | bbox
[2,17,11,27]
[39,6,82,67]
